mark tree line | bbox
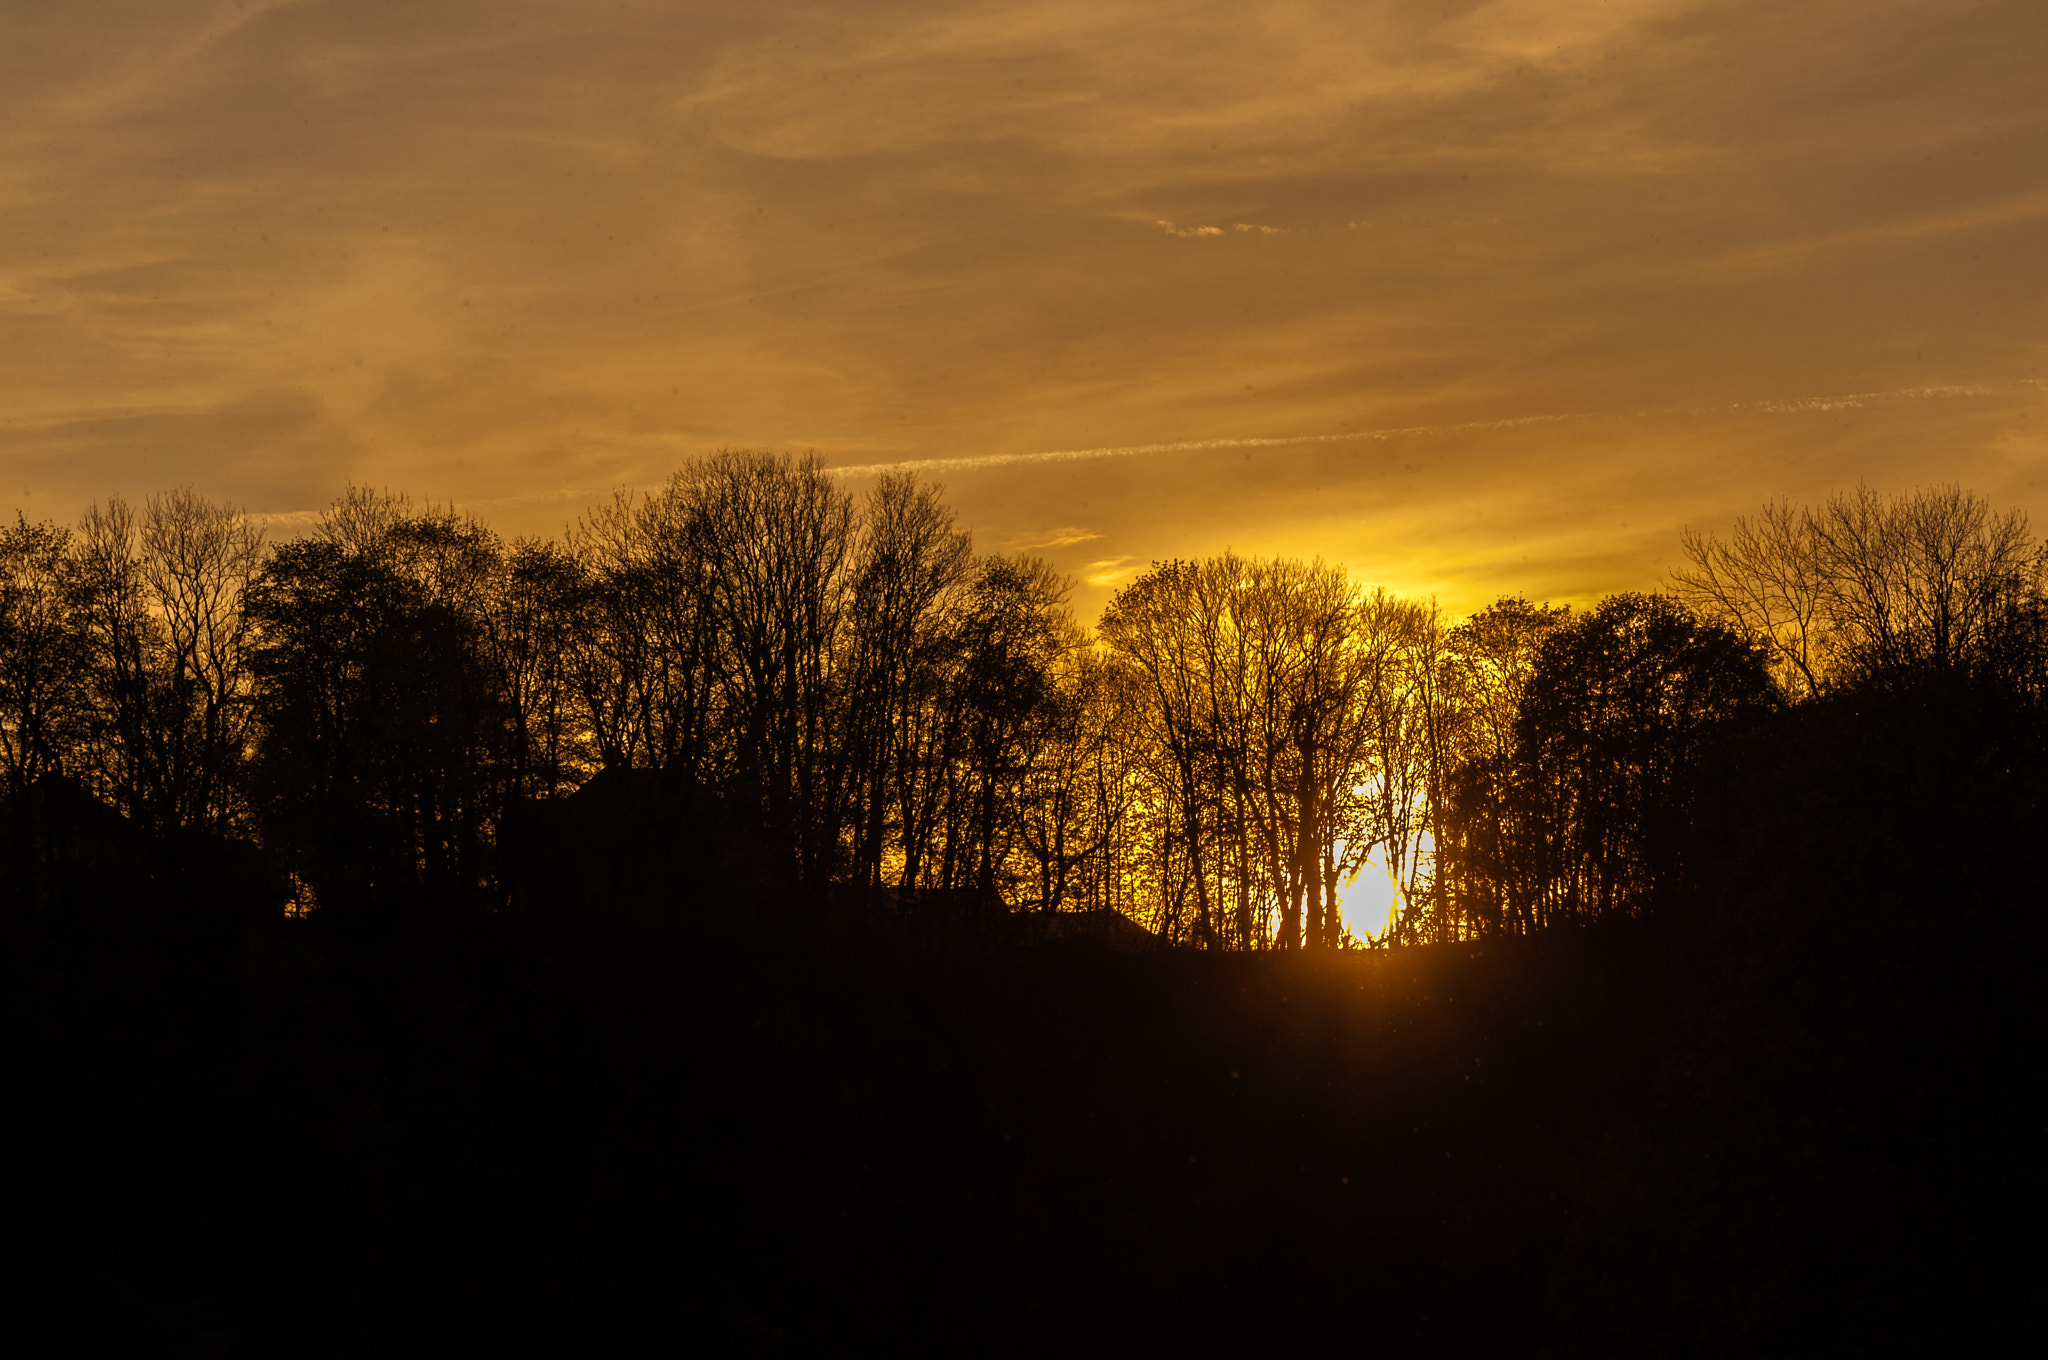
[5,460,2043,944]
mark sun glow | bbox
[1335,854,1401,943]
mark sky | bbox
[3,0,2044,619]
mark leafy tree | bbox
[246,497,511,912]
[1513,593,1776,924]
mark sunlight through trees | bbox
[6,469,2043,947]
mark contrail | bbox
[245,412,1589,526]
[828,383,2004,479]
[1710,384,1996,416]
[828,413,1580,479]
[245,379,2020,527]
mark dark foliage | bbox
[246,534,511,915]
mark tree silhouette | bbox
[0,516,88,796]
[67,492,264,838]
[1676,484,2047,697]
[13,468,2039,954]
[1434,596,1571,936]
[1512,593,1776,925]
[246,499,511,913]
[838,473,974,898]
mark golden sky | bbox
[4,0,2044,617]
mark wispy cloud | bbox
[1084,556,1139,586]
[1690,188,2048,281]
[1713,386,1998,415]
[4,0,2040,607]
[1152,220,1287,237]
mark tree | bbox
[69,491,264,837]
[674,450,856,888]
[945,555,1079,908]
[246,494,511,911]
[1676,484,2046,698]
[1098,560,1221,944]
[1513,594,1775,924]
[0,516,88,796]
[483,538,590,802]
[839,473,973,896]
[1101,555,1400,949]
[564,488,714,776]
[1012,648,1136,916]
[1353,592,1446,947]
[1434,596,1571,937]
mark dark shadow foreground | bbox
[6,678,2040,1355]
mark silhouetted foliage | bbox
[246,508,512,914]
[1432,595,1570,935]
[1505,593,1775,925]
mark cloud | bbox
[2,0,2042,606]
[1689,187,2048,281]
[1084,557,1139,586]
[1152,220,1286,237]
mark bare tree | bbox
[66,490,264,836]
[141,488,265,835]
[1433,596,1571,936]
[0,517,88,795]
[1100,560,1226,945]
[1676,484,2045,697]
[1102,555,1409,949]
[841,473,973,896]
[1012,648,1135,916]
[484,539,591,800]
[675,450,855,887]
[1348,591,1438,945]
[317,483,413,557]
[566,490,693,774]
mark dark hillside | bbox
[1553,675,2046,1356]
[12,855,1695,1355]
[8,805,2036,1354]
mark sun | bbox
[1334,855,1401,942]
